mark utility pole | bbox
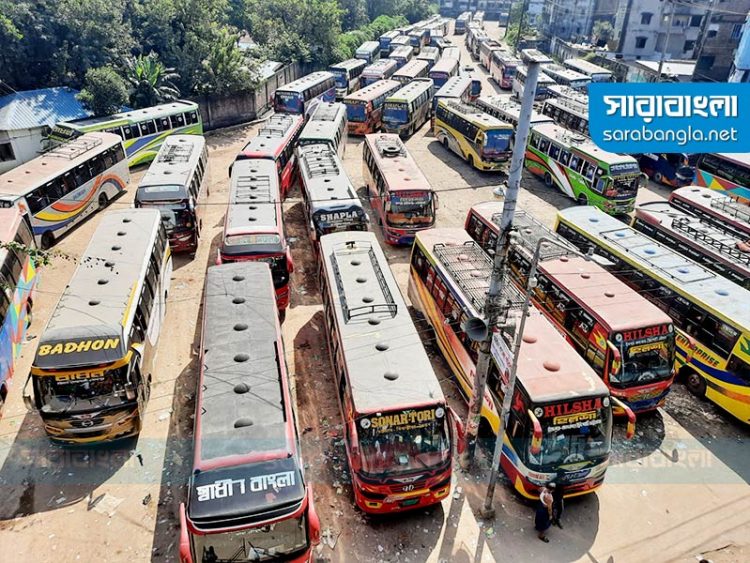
[513,0,532,55]
[459,49,551,470]
[656,0,676,82]
[692,0,718,70]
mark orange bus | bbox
[363,134,437,245]
[318,231,462,513]
[343,79,401,135]
[408,227,635,499]
[235,113,304,199]
[465,201,676,413]
[218,159,293,311]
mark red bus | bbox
[318,231,462,513]
[218,159,293,311]
[363,134,437,245]
[465,201,676,413]
[343,79,401,135]
[489,51,521,89]
[669,185,750,240]
[179,262,320,563]
[235,113,304,199]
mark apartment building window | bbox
[731,24,743,40]
[641,13,652,25]
[690,15,703,27]
[0,142,15,162]
[708,29,718,38]
[635,36,647,49]
[684,40,695,52]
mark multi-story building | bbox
[438,0,511,19]
[729,13,750,82]
[613,0,706,61]
[692,0,750,82]
[541,0,618,44]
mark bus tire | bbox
[25,302,33,328]
[685,370,707,398]
[98,193,109,209]
[41,231,54,251]
[576,194,588,206]
[653,172,664,184]
[544,172,553,187]
[442,137,449,150]
[468,155,475,169]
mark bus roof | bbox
[415,227,607,402]
[297,144,362,213]
[544,96,588,118]
[0,132,122,198]
[564,58,612,77]
[298,102,346,145]
[0,208,23,245]
[344,79,400,103]
[431,58,459,74]
[363,59,398,75]
[670,186,750,235]
[435,75,472,98]
[356,41,379,53]
[417,46,440,58]
[275,71,335,94]
[532,122,633,165]
[195,262,293,469]
[543,63,591,83]
[225,159,280,237]
[390,46,414,58]
[712,153,750,167]
[394,59,429,78]
[557,206,750,329]
[364,133,431,194]
[476,95,552,126]
[57,100,197,128]
[319,231,444,413]
[330,58,367,72]
[34,209,160,369]
[136,135,205,197]
[438,100,513,130]
[238,113,303,160]
[547,84,589,102]
[516,65,555,84]
[386,78,433,104]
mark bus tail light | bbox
[178,503,192,563]
[527,409,542,455]
[348,418,362,472]
[448,406,465,454]
[286,248,294,274]
[611,397,636,439]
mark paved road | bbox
[0,20,748,563]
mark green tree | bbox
[592,20,614,47]
[77,67,129,116]
[339,0,369,30]
[195,28,258,95]
[125,53,181,109]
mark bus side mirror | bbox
[22,376,35,411]
[448,406,465,454]
[178,503,192,563]
[286,249,294,274]
[228,163,233,178]
[433,193,440,210]
[610,397,636,440]
[307,493,321,545]
[348,419,362,472]
[125,383,137,401]
[188,199,195,213]
[527,409,543,455]
[607,341,622,375]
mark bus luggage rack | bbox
[547,95,587,114]
[157,142,193,164]
[46,136,103,160]
[671,216,750,265]
[374,136,406,157]
[331,241,398,322]
[233,174,272,204]
[260,115,296,138]
[711,196,750,225]
[300,146,340,177]
[492,211,576,262]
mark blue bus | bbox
[638,153,695,188]
[273,72,337,117]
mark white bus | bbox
[329,58,368,99]
[542,63,591,90]
[563,58,612,82]
[512,65,556,100]
[0,132,129,249]
[475,95,553,128]
[297,102,348,159]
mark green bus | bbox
[49,100,203,168]
[525,122,645,215]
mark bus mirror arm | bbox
[607,341,622,374]
[610,397,636,440]
[447,406,465,454]
[178,503,192,563]
[21,375,35,411]
[348,419,362,471]
[527,409,543,456]
[286,249,294,274]
[125,383,137,401]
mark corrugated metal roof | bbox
[0,87,91,131]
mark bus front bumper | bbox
[354,478,451,514]
[42,407,141,445]
[169,230,198,253]
[613,386,671,414]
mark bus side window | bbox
[1,250,21,286]
[559,150,571,166]
[26,188,49,214]
[139,120,156,136]
[156,117,170,132]
[170,114,185,129]
[15,218,33,248]
[538,138,550,153]
[44,179,65,202]
[569,154,582,172]
[187,111,199,125]
[115,145,126,162]
[121,125,136,140]
[91,155,106,177]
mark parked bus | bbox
[669,186,750,240]
[490,51,521,89]
[633,200,750,289]
[455,11,472,34]
[408,228,635,498]
[434,100,513,171]
[297,143,368,241]
[442,47,461,62]
[563,58,613,82]
[541,96,589,135]
[361,59,399,88]
[408,28,430,52]
[466,202,676,413]
[556,206,750,424]
[218,159,293,311]
[356,40,381,64]
[380,30,401,57]
[0,132,129,249]
[273,71,336,116]
[473,10,485,28]
[475,95,554,129]
[512,65,556,100]
[0,209,37,413]
[637,153,694,188]
[428,58,460,88]
[543,64,591,90]
[416,46,441,70]
[466,28,488,58]
[695,153,750,202]
[479,39,505,71]
[235,113,304,199]
[526,123,644,214]
[329,58,368,99]
[134,135,208,254]
[178,263,321,563]
[318,231,459,513]
[389,45,414,69]
[547,84,589,103]
[343,79,401,136]
[363,134,437,244]
[23,208,171,444]
[297,102,348,159]
[393,59,430,85]
[50,100,202,167]
[431,76,473,124]
[382,78,434,138]
[460,65,483,101]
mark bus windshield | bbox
[37,367,129,414]
[614,334,674,387]
[331,70,348,89]
[193,516,308,562]
[383,103,408,125]
[140,202,192,232]
[532,405,612,469]
[358,414,450,477]
[483,130,512,155]
[257,254,290,290]
[275,91,303,113]
[346,102,367,122]
[387,192,434,227]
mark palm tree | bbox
[125,53,180,109]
